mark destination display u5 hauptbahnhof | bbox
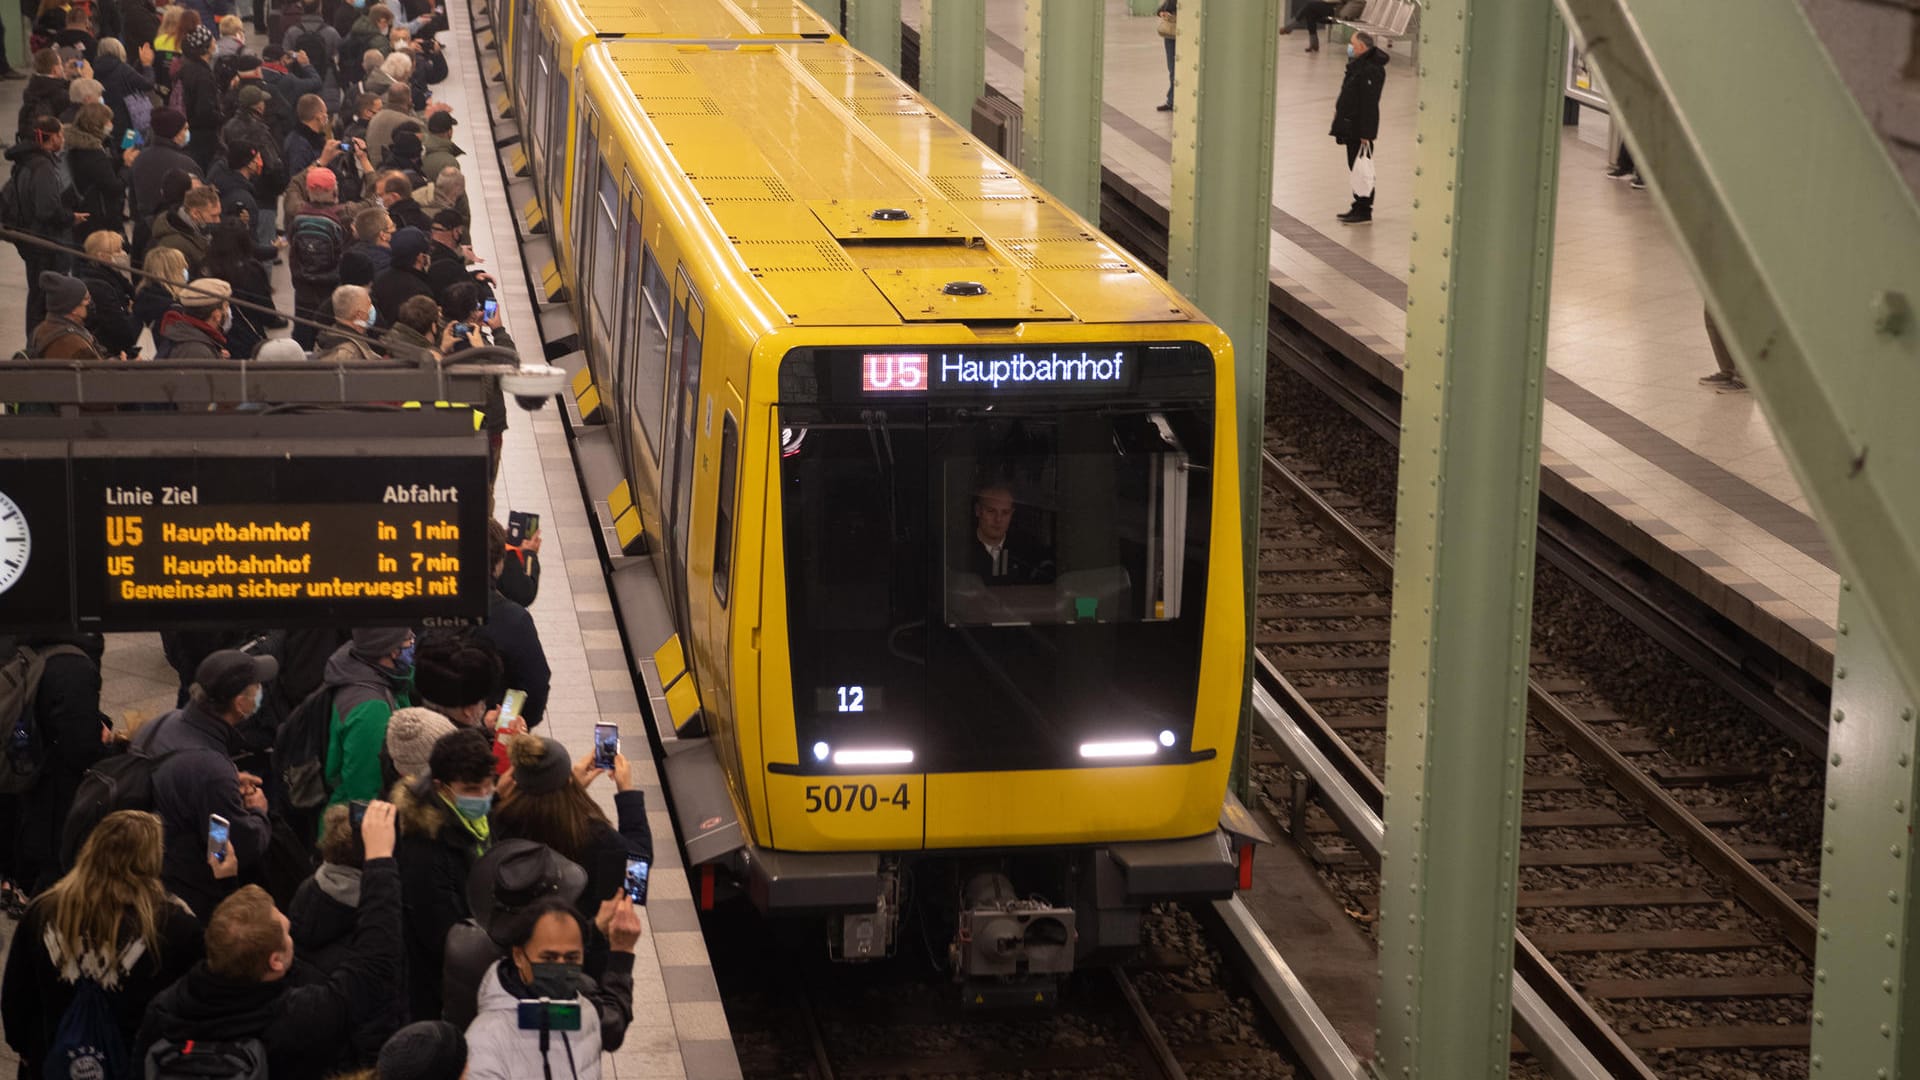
[0,442,488,632]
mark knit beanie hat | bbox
[376,1021,467,1080]
[386,707,456,781]
[509,736,572,795]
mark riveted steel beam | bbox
[1808,584,1920,1077]
[918,0,986,123]
[1558,0,1920,707]
[1021,0,1105,221]
[845,0,902,73]
[1165,0,1280,804]
[1374,1,1567,1075]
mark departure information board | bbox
[0,442,489,632]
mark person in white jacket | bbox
[464,893,643,1080]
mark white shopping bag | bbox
[1350,144,1376,199]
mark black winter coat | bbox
[477,589,550,730]
[287,864,405,1063]
[3,141,78,243]
[369,262,433,328]
[17,75,68,133]
[391,779,488,1024]
[78,261,144,356]
[122,2,162,53]
[95,54,157,139]
[126,140,202,218]
[133,858,403,1080]
[131,702,273,920]
[0,897,204,1071]
[67,144,128,234]
[204,254,281,358]
[175,56,222,137]
[133,280,181,336]
[11,640,113,890]
[1330,46,1390,144]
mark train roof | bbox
[584,39,1203,330]
[538,0,835,39]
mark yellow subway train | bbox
[488,0,1257,988]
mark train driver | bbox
[964,482,1050,586]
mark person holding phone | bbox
[463,895,641,1079]
[491,737,652,938]
[438,281,519,494]
[286,802,409,1063]
[133,649,279,921]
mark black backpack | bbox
[143,1037,268,1080]
[59,715,180,869]
[287,211,346,289]
[271,682,336,814]
[0,643,88,795]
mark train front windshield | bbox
[777,344,1215,775]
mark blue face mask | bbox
[395,644,415,669]
[364,304,378,328]
[181,130,191,147]
[453,793,492,820]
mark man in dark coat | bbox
[393,728,496,1022]
[1329,30,1388,224]
[286,803,406,1063]
[5,116,84,328]
[9,635,113,892]
[128,107,203,219]
[476,520,551,730]
[131,649,278,920]
[369,223,433,322]
[133,803,402,1080]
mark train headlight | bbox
[1078,739,1160,760]
[831,747,915,767]
[1159,729,1177,747]
[813,741,831,762]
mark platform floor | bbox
[908,1,1842,674]
[0,5,739,1074]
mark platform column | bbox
[1164,0,1279,803]
[1020,0,1104,221]
[844,0,902,74]
[1808,585,1920,1077]
[919,0,985,124]
[1372,1,1566,1076]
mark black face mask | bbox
[526,961,581,999]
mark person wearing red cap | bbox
[288,165,349,346]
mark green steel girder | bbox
[1166,1,1281,805]
[845,0,903,74]
[1021,0,1105,221]
[1374,1,1567,1076]
[1811,585,1920,1077]
[918,0,986,124]
[1557,0,1920,706]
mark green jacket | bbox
[321,643,413,807]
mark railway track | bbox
[1253,446,1818,1078]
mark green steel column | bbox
[845,0,902,74]
[1810,585,1920,1077]
[1021,0,1104,221]
[919,0,985,123]
[1373,2,1566,1076]
[1165,1,1280,804]
[1127,0,1159,15]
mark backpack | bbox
[59,716,180,869]
[42,968,135,1080]
[287,211,346,288]
[0,644,88,795]
[271,682,336,813]
[144,1038,268,1080]
[0,169,29,240]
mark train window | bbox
[570,108,596,263]
[531,50,551,156]
[666,290,704,573]
[633,246,670,452]
[775,349,1215,774]
[712,412,738,606]
[590,162,619,345]
[615,182,646,453]
[544,59,568,187]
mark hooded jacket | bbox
[132,857,401,1080]
[287,862,404,1063]
[132,701,273,919]
[392,777,489,1023]
[4,139,78,241]
[157,308,229,359]
[321,642,412,807]
[1329,45,1389,144]
[150,207,212,271]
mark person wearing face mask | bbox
[150,183,223,272]
[408,630,514,779]
[76,228,143,356]
[156,274,234,358]
[392,728,497,1022]
[1329,29,1389,225]
[133,802,401,1080]
[464,894,641,1079]
[133,648,280,920]
[286,802,409,1065]
[322,626,417,811]
[313,282,389,362]
[127,109,203,220]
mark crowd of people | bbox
[1,0,507,411]
[0,512,658,1079]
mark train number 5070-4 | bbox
[804,783,911,813]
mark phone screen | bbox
[624,857,649,904]
[208,815,231,862]
[593,723,619,770]
[482,299,497,321]
[497,688,526,731]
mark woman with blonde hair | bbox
[0,810,208,1074]
[135,244,189,339]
